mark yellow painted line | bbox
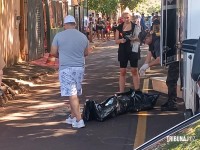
[142,78,149,93]
[133,111,147,149]
[133,78,149,149]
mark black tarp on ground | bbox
[83,89,159,122]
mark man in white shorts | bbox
[50,15,91,128]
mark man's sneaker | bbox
[161,100,178,111]
[66,115,76,124]
[72,119,85,128]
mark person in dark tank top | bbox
[115,12,140,93]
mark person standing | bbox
[105,17,111,40]
[112,21,118,40]
[88,14,94,43]
[139,31,178,111]
[150,13,154,30]
[50,15,91,128]
[115,12,140,92]
[140,13,146,31]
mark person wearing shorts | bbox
[115,12,140,93]
[50,15,91,128]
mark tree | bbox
[119,0,144,10]
[88,0,144,15]
[133,0,161,16]
[88,0,119,15]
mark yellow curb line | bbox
[133,111,147,149]
[133,78,149,149]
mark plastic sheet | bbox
[82,89,159,122]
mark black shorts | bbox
[118,52,139,68]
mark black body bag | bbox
[82,89,159,122]
[191,37,200,81]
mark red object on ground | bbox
[30,53,59,69]
[46,54,56,65]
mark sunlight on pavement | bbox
[32,89,58,94]
[7,121,63,127]
[0,111,37,121]
[35,129,77,138]
[5,78,60,91]
[16,128,77,139]
[27,102,67,109]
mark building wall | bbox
[187,0,200,39]
[0,0,20,66]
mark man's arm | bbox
[144,51,153,64]
[84,41,92,57]
[144,51,160,67]
[50,45,59,58]
[147,39,161,67]
[148,56,160,67]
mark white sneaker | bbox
[72,119,85,128]
[66,115,76,124]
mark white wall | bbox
[187,0,200,39]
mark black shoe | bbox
[161,100,178,111]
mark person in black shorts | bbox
[115,12,140,93]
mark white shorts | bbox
[59,67,84,96]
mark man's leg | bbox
[69,95,82,121]
[161,61,179,111]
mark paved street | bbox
[0,40,185,150]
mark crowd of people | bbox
[84,12,161,43]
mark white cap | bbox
[64,15,76,24]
